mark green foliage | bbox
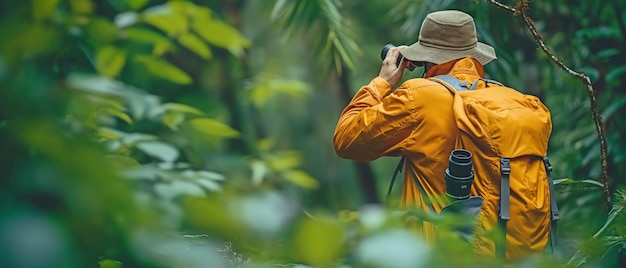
[2,0,626,267]
[270,0,361,74]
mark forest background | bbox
[1,0,625,267]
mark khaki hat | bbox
[400,10,497,65]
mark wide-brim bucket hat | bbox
[400,10,497,65]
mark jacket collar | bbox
[423,57,485,79]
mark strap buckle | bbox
[500,158,511,175]
[543,156,553,173]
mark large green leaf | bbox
[134,55,192,84]
[188,118,239,138]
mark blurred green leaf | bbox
[33,0,60,20]
[194,177,221,192]
[159,103,196,129]
[247,78,311,108]
[248,84,271,107]
[121,132,157,145]
[162,113,184,130]
[188,118,240,138]
[107,154,140,168]
[554,178,604,187]
[356,229,430,268]
[136,140,179,162]
[607,66,626,86]
[250,160,269,186]
[115,12,139,28]
[294,215,345,265]
[120,165,163,180]
[596,49,619,60]
[102,107,133,124]
[143,10,188,37]
[99,259,123,268]
[123,28,172,47]
[125,0,150,10]
[192,17,250,55]
[182,169,224,180]
[155,180,205,200]
[69,0,94,14]
[178,33,211,59]
[96,46,127,78]
[182,196,244,240]
[163,103,204,115]
[85,17,118,47]
[1,24,60,63]
[134,55,192,84]
[98,127,124,140]
[601,96,626,120]
[169,0,200,15]
[181,170,225,192]
[282,169,319,189]
[266,151,302,171]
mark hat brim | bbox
[400,42,496,66]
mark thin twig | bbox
[484,0,611,211]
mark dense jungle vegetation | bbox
[1,0,625,267]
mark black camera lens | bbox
[381,44,403,67]
[445,149,474,200]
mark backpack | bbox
[387,75,559,259]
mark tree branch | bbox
[485,0,611,210]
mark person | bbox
[332,10,553,259]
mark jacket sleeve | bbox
[333,77,417,162]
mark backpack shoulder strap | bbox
[428,75,471,94]
[497,158,512,258]
[429,75,504,94]
[543,156,560,255]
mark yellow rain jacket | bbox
[333,57,552,260]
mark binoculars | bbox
[445,149,475,200]
[380,44,421,71]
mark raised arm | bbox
[333,77,417,162]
